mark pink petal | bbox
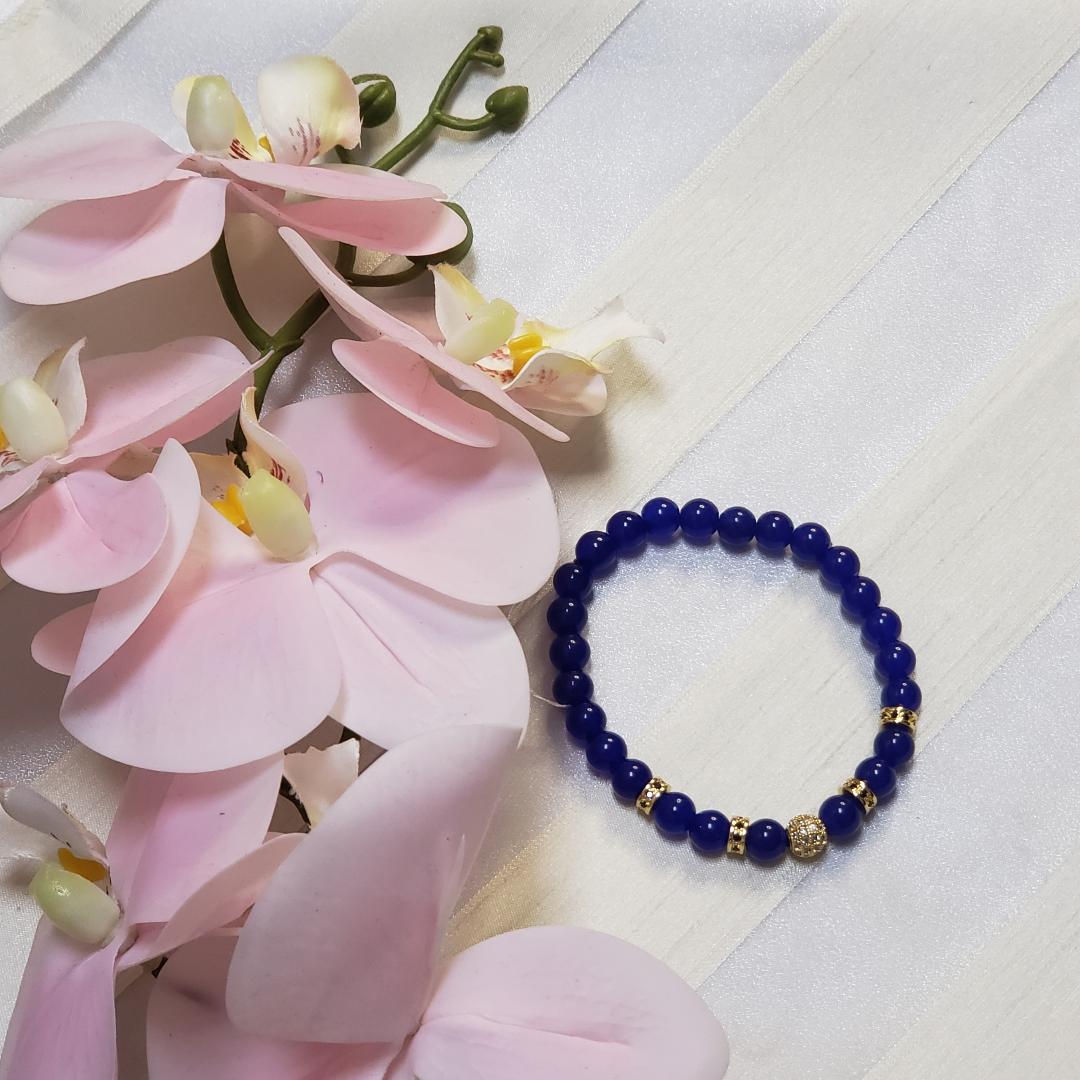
[66,337,252,460]
[31,603,92,676]
[105,755,283,926]
[265,393,559,606]
[226,724,519,1045]
[63,506,342,772]
[221,158,443,201]
[235,186,466,256]
[332,338,500,447]
[0,177,228,304]
[404,927,729,1080]
[280,228,568,442]
[2,471,167,593]
[148,936,398,1080]
[0,919,123,1080]
[313,555,528,748]
[0,457,49,514]
[0,122,187,201]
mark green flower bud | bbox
[356,78,396,128]
[485,85,529,130]
[477,25,504,51]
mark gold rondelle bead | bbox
[787,814,828,859]
[636,777,670,816]
[841,777,877,813]
[727,816,750,856]
[880,706,918,734]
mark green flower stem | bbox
[210,234,274,353]
[431,109,498,133]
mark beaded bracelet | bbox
[546,498,920,863]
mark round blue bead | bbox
[841,576,881,618]
[881,678,922,710]
[874,724,915,767]
[819,794,864,840]
[876,641,916,680]
[680,498,720,540]
[717,505,757,545]
[746,818,788,862]
[654,792,696,835]
[553,561,592,600]
[611,759,652,800]
[755,510,794,552]
[586,732,626,772]
[855,755,897,799]
[546,597,586,634]
[820,545,860,586]
[641,497,681,540]
[565,702,606,742]
[549,634,590,671]
[863,606,902,646]
[575,530,617,573]
[689,811,730,854]
[606,510,646,553]
[790,522,832,564]
[552,670,593,706]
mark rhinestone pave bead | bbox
[727,816,750,855]
[787,814,828,859]
[636,777,671,816]
[841,777,877,813]
[880,705,918,733]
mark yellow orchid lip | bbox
[506,331,544,374]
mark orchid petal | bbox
[0,786,106,863]
[191,451,247,503]
[332,338,500,448]
[282,741,358,826]
[34,340,87,438]
[227,724,519,1044]
[31,602,92,676]
[506,349,609,416]
[256,56,361,166]
[313,555,528,748]
[0,177,228,304]
[221,158,442,201]
[0,457,49,514]
[279,229,568,441]
[180,75,263,160]
[264,393,559,606]
[239,387,307,501]
[405,927,730,1080]
[432,263,487,340]
[0,122,186,201]
[2,472,168,593]
[532,296,665,373]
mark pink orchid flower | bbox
[146,725,730,1079]
[0,335,250,592]
[31,390,558,773]
[0,756,295,1080]
[0,55,466,304]
[281,227,663,448]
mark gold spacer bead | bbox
[841,777,877,813]
[727,816,750,855]
[880,706,918,734]
[787,814,828,859]
[636,777,670,816]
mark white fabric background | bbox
[1,1,1078,1077]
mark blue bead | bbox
[863,606,902,646]
[881,678,922,710]
[586,732,626,772]
[819,794,864,839]
[654,792,696,835]
[745,818,788,862]
[755,510,794,552]
[575,530,617,573]
[565,702,606,742]
[855,755,897,799]
[874,724,915,767]
[876,641,916,680]
[606,510,647,553]
[546,597,586,634]
[689,811,730,853]
[790,522,832,564]
[717,505,757,545]
[820,545,860,586]
[553,561,592,600]
[552,670,593,706]
[842,576,881,618]
[549,634,590,672]
[641,497,681,540]
[611,759,652,800]
[679,498,719,540]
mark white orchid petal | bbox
[256,55,361,166]
[506,349,608,416]
[0,785,107,864]
[0,377,68,463]
[239,387,308,503]
[432,263,488,340]
[282,740,360,826]
[190,451,247,504]
[183,75,262,160]
[534,297,664,374]
[34,339,87,439]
